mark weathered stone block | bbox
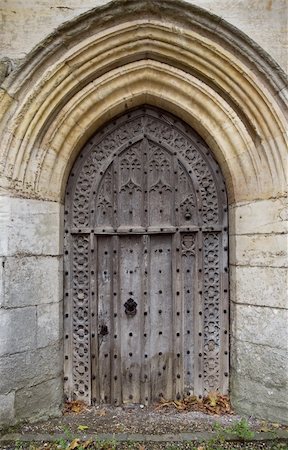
[0,392,15,427]
[0,197,9,256]
[0,342,63,394]
[0,196,62,257]
[231,303,288,350]
[2,256,62,308]
[231,375,288,424]
[229,233,288,267]
[0,257,4,307]
[229,198,287,235]
[36,302,63,348]
[15,377,63,421]
[230,266,288,309]
[231,338,288,389]
[0,306,37,356]
[1,0,287,69]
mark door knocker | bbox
[124,298,137,316]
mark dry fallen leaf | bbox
[96,408,107,417]
[78,425,89,431]
[68,438,80,450]
[155,392,233,415]
[64,400,87,414]
[259,426,270,432]
[207,391,218,407]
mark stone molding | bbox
[0,0,287,204]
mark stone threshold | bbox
[1,431,288,443]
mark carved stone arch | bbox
[64,106,229,405]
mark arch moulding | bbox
[0,0,287,426]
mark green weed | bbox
[226,418,254,440]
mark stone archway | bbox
[0,0,286,426]
[63,107,229,405]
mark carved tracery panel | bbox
[64,107,229,405]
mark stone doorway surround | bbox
[0,0,287,427]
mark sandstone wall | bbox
[0,0,287,71]
[0,198,63,424]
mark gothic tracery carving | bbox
[120,145,143,193]
[64,107,228,404]
[203,233,221,393]
[71,235,90,401]
[182,234,196,257]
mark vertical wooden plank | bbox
[194,230,204,397]
[143,138,149,231]
[149,234,173,401]
[111,235,122,405]
[181,233,196,396]
[220,226,230,394]
[63,227,73,401]
[90,233,99,404]
[172,232,184,400]
[97,236,112,403]
[140,141,150,404]
[119,236,142,403]
[140,234,150,405]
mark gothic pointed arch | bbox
[0,0,286,204]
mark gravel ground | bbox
[1,405,287,450]
[6,405,283,436]
[0,440,288,450]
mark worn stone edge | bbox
[1,431,288,443]
[2,0,287,97]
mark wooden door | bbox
[64,107,229,405]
